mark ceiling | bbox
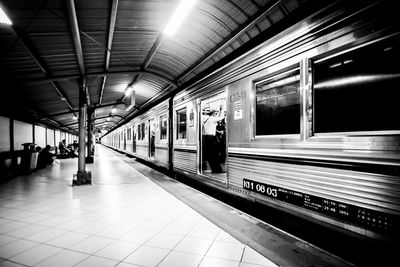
[0,0,318,134]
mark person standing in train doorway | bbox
[203,105,225,173]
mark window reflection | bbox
[255,69,300,136]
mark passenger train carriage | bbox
[103,0,400,242]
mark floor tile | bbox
[123,245,170,266]
[95,240,140,261]
[54,219,87,231]
[35,250,89,267]
[74,255,119,267]
[118,229,157,244]
[0,235,18,247]
[9,244,62,266]
[0,146,279,267]
[206,241,245,262]
[174,236,213,255]
[0,221,29,234]
[0,260,26,267]
[25,228,66,243]
[241,246,277,267]
[115,263,141,267]
[158,251,203,267]
[215,231,243,244]
[6,224,47,238]
[95,225,132,239]
[161,222,195,236]
[74,221,110,235]
[69,236,113,254]
[45,232,89,248]
[199,257,240,267]
[0,239,38,259]
[187,225,220,240]
[37,216,70,227]
[145,232,183,250]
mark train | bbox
[102,0,400,243]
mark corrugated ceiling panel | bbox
[175,28,213,53]
[212,0,249,23]
[139,74,165,94]
[129,80,159,100]
[76,0,109,32]
[116,0,173,32]
[1,0,68,33]
[150,54,187,78]
[110,31,157,69]
[56,80,79,108]
[199,1,239,32]
[29,35,79,76]
[234,0,260,15]
[283,0,301,12]
[81,33,106,74]
[254,0,276,8]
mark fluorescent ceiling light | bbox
[111,108,117,113]
[0,6,12,25]
[164,0,197,36]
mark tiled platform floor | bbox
[0,145,277,267]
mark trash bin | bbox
[21,143,36,172]
[29,152,38,169]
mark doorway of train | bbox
[148,119,155,158]
[123,130,127,150]
[200,91,227,180]
[132,126,136,153]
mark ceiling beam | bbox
[66,0,89,105]
[26,29,159,37]
[105,0,118,71]
[49,100,123,117]
[100,0,119,105]
[66,0,85,76]
[20,70,177,88]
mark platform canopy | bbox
[0,0,318,134]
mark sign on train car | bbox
[243,179,398,236]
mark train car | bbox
[107,99,171,169]
[130,100,170,168]
[171,0,400,240]
[103,0,400,242]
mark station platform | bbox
[0,145,352,267]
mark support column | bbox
[86,107,94,163]
[73,81,91,185]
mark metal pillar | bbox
[86,107,94,163]
[73,81,91,185]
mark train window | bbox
[127,128,131,141]
[138,124,141,140]
[176,108,187,139]
[141,122,146,140]
[160,115,167,140]
[314,38,400,133]
[255,68,300,136]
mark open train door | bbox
[199,91,227,182]
[148,119,155,158]
[123,130,126,150]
